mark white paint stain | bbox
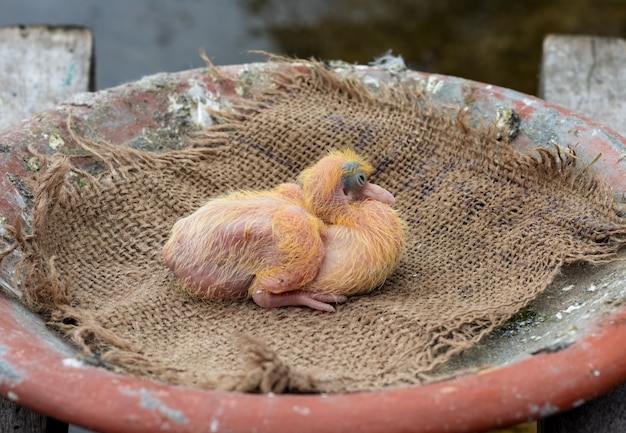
[0,346,24,385]
[292,405,311,416]
[62,357,84,368]
[209,405,224,432]
[196,102,212,127]
[44,133,65,150]
[439,386,458,395]
[529,403,560,417]
[186,79,219,128]
[167,95,184,113]
[426,76,444,94]
[167,78,221,129]
[121,388,189,424]
[362,75,380,90]
[564,304,582,314]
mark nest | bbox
[6,58,626,393]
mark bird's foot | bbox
[252,290,348,312]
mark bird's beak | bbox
[361,182,395,205]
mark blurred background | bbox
[1,0,625,95]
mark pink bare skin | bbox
[162,186,348,311]
[252,290,347,313]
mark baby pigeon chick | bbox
[162,149,405,312]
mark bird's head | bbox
[298,149,395,224]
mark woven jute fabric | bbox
[8,60,626,393]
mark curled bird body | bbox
[162,149,405,312]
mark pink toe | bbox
[252,290,343,312]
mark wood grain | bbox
[539,34,626,433]
[0,397,48,433]
[540,34,626,138]
[0,24,93,433]
[0,25,94,131]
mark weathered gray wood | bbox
[1,397,47,433]
[0,25,94,131]
[539,385,626,433]
[0,24,93,433]
[539,34,626,433]
[540,34,626,138]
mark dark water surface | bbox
[2,0,625,94]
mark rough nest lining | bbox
[5,59,626,394]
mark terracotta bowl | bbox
[1,63,626,433]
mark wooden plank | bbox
[1,397,47,433]
[539,34,626,433]
[540,34,626,138]
[0,24,93,433]
[539,385,626,433]
[0,25,94,131]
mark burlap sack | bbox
[7,59,626,393]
